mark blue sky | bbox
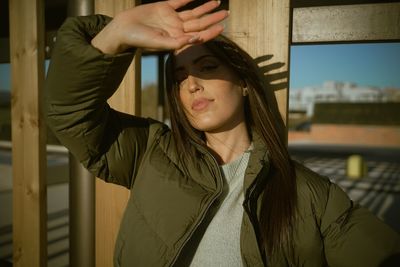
[289,42,400,89]
[141,56,158,87]
[1,43,400,91]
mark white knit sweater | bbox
[189,149,251,267]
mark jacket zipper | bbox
[243,171,268,266]
[167,151,224,267]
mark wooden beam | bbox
[9,0,47,266]
[293,0,400,8]
[293,3,400,43]
[226,0,291,128]
[94,1,141,266]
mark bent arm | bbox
[45,1,228,187]
[45,15,149,188]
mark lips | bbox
[191,98,213,111]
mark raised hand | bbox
[92,0,228,54]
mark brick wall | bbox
[288,124,400,147]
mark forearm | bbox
[45,15,148,186]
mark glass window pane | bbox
[288,43,400,232]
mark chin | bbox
[190,120,219,132]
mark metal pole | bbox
[68,0,94,17]
[67,1,95,267]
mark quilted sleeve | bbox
[45,15,150,188]
[321,182,400,267]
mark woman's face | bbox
[174,44,246,133]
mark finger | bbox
[167,0,194,10]
[178,0,221,21]
[183,10,228,33]
[196,24,225,42]
[150,35,193,51]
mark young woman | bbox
[45,0,400,266]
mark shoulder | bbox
[293,160,365,230]
[294,161,331,216]
[294,160,331,194]
[293,160,352,224]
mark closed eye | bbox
[200,65,218,72]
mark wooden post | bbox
[94,1,141,266]
[9,0,47,266]
[227,0,291,126]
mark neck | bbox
[205,122,251,164]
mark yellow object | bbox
[346,155,367,179]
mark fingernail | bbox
[216,0,221,5]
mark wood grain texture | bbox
[293,3,400,43]
[9,0,47,266]
[94,1,141,266]
[226,0,291,126]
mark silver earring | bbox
[243,87,249,96]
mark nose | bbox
[187,75,203,93]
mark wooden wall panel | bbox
[226,0,291,126]
[293,3,400,43]
[9,0,47,266]
[94,1,141,266]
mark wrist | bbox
[91,37,122,55]
[91,21,127,55]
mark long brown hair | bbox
[165,35,297,256]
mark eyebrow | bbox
[174,54,218,72]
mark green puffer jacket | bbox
[45,15,400,267]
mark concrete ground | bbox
[0,149,69,267]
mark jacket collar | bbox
[173,129,270,194]
[243,130,270,193]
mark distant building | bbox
[289,81,398,116]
